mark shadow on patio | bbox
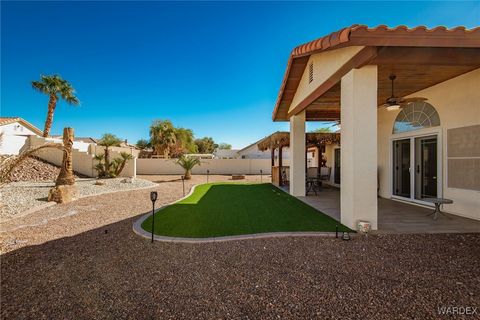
[286,186,480,234]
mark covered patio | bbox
[272,25,480,231]
[257,131,340,186]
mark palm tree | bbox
[150,120,177,158]
[176,155,201,179]
[113,152,133,176]
[31,75,80,137]
[97,133,122,176]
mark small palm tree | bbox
[113,152,133,176]
[176,155,201,180]
[97,133,122,177]
[31,75,80,137]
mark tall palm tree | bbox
[31,75,80,137]
[150,120,177,158]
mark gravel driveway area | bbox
[1,175,479,319]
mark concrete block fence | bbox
[24,136,136,178]
[136,158,288,175]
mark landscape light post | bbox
[181,175,185,196]
[150,191,158,243]
[260,169,263,182]
[207,170,210,183]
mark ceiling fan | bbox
[381,74,428,111]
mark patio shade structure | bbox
[270,24,480,231]
[257,131,340,186]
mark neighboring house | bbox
[51,135,97,144]
[237,141,273,159]
[0,117,43,155]
[271,25,480,229]
[213,137,291,159]
[214,149,239,159]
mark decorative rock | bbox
[121,178,134,183]
[47,185,77,203]
[95,180,106,186]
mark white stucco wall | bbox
[378,68,480,220]
[137,158,272,175]
[24,136,136,178]
[0,122,38,155]
[288,46,365,113]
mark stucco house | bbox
[213,137,290,160]
[272,25,480,230]
[0,117,43,155]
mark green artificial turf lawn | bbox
[142,183,351,238]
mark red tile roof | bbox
[273,25,480,121]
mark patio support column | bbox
[317,144,322,176]
[289,110,306,196]
[271,147,275,167]
[340,65,378,230]
[279,145,283,186]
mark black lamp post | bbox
[181,175,185,196]
[260,169,263,182]
[207,169,210,183]
[150,191,158,243]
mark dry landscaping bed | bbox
[0,178,156,221]
[1,175,478,319]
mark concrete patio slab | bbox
[286,186,480,234]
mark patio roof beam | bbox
[287,46,378,118]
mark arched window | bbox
[393,102,440,134]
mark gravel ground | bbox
[1,156,86,182]
[0,177,156,221]
[1,175,479,319]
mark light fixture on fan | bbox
[381,74,428,111]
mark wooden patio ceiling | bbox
[273,25,480,122]
[304,61,479,121]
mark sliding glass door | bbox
[392,135,438,202]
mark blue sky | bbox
[2,1,479,148]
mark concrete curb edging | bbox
[132,183,348,243]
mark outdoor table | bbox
[423,198,453,220]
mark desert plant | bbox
[97,133,122,176]
[94,151,133,178]
[31,75,80,137]
[176,155,201,180]
[112,152,133,177]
